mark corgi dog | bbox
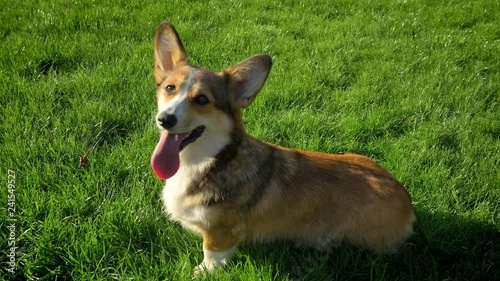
[150,22,415,274]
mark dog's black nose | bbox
[157,113,177,129]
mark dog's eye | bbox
[165,85,176,95]
[194,95,209,105]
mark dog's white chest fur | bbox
[162,160,212,230]
[161,135,229,231]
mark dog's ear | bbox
[154,22,188,85]
[224,54,272,109]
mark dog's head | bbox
[151,22,272,180]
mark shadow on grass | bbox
[234,208,499,281]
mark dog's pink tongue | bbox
[151,131,186,180]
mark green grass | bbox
[1,0,499,280]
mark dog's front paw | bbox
[193,247,236,277]
[193,262,218,278]
[192,264,205,278]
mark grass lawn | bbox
[1,0,499,280]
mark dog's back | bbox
[183,134,415,253]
